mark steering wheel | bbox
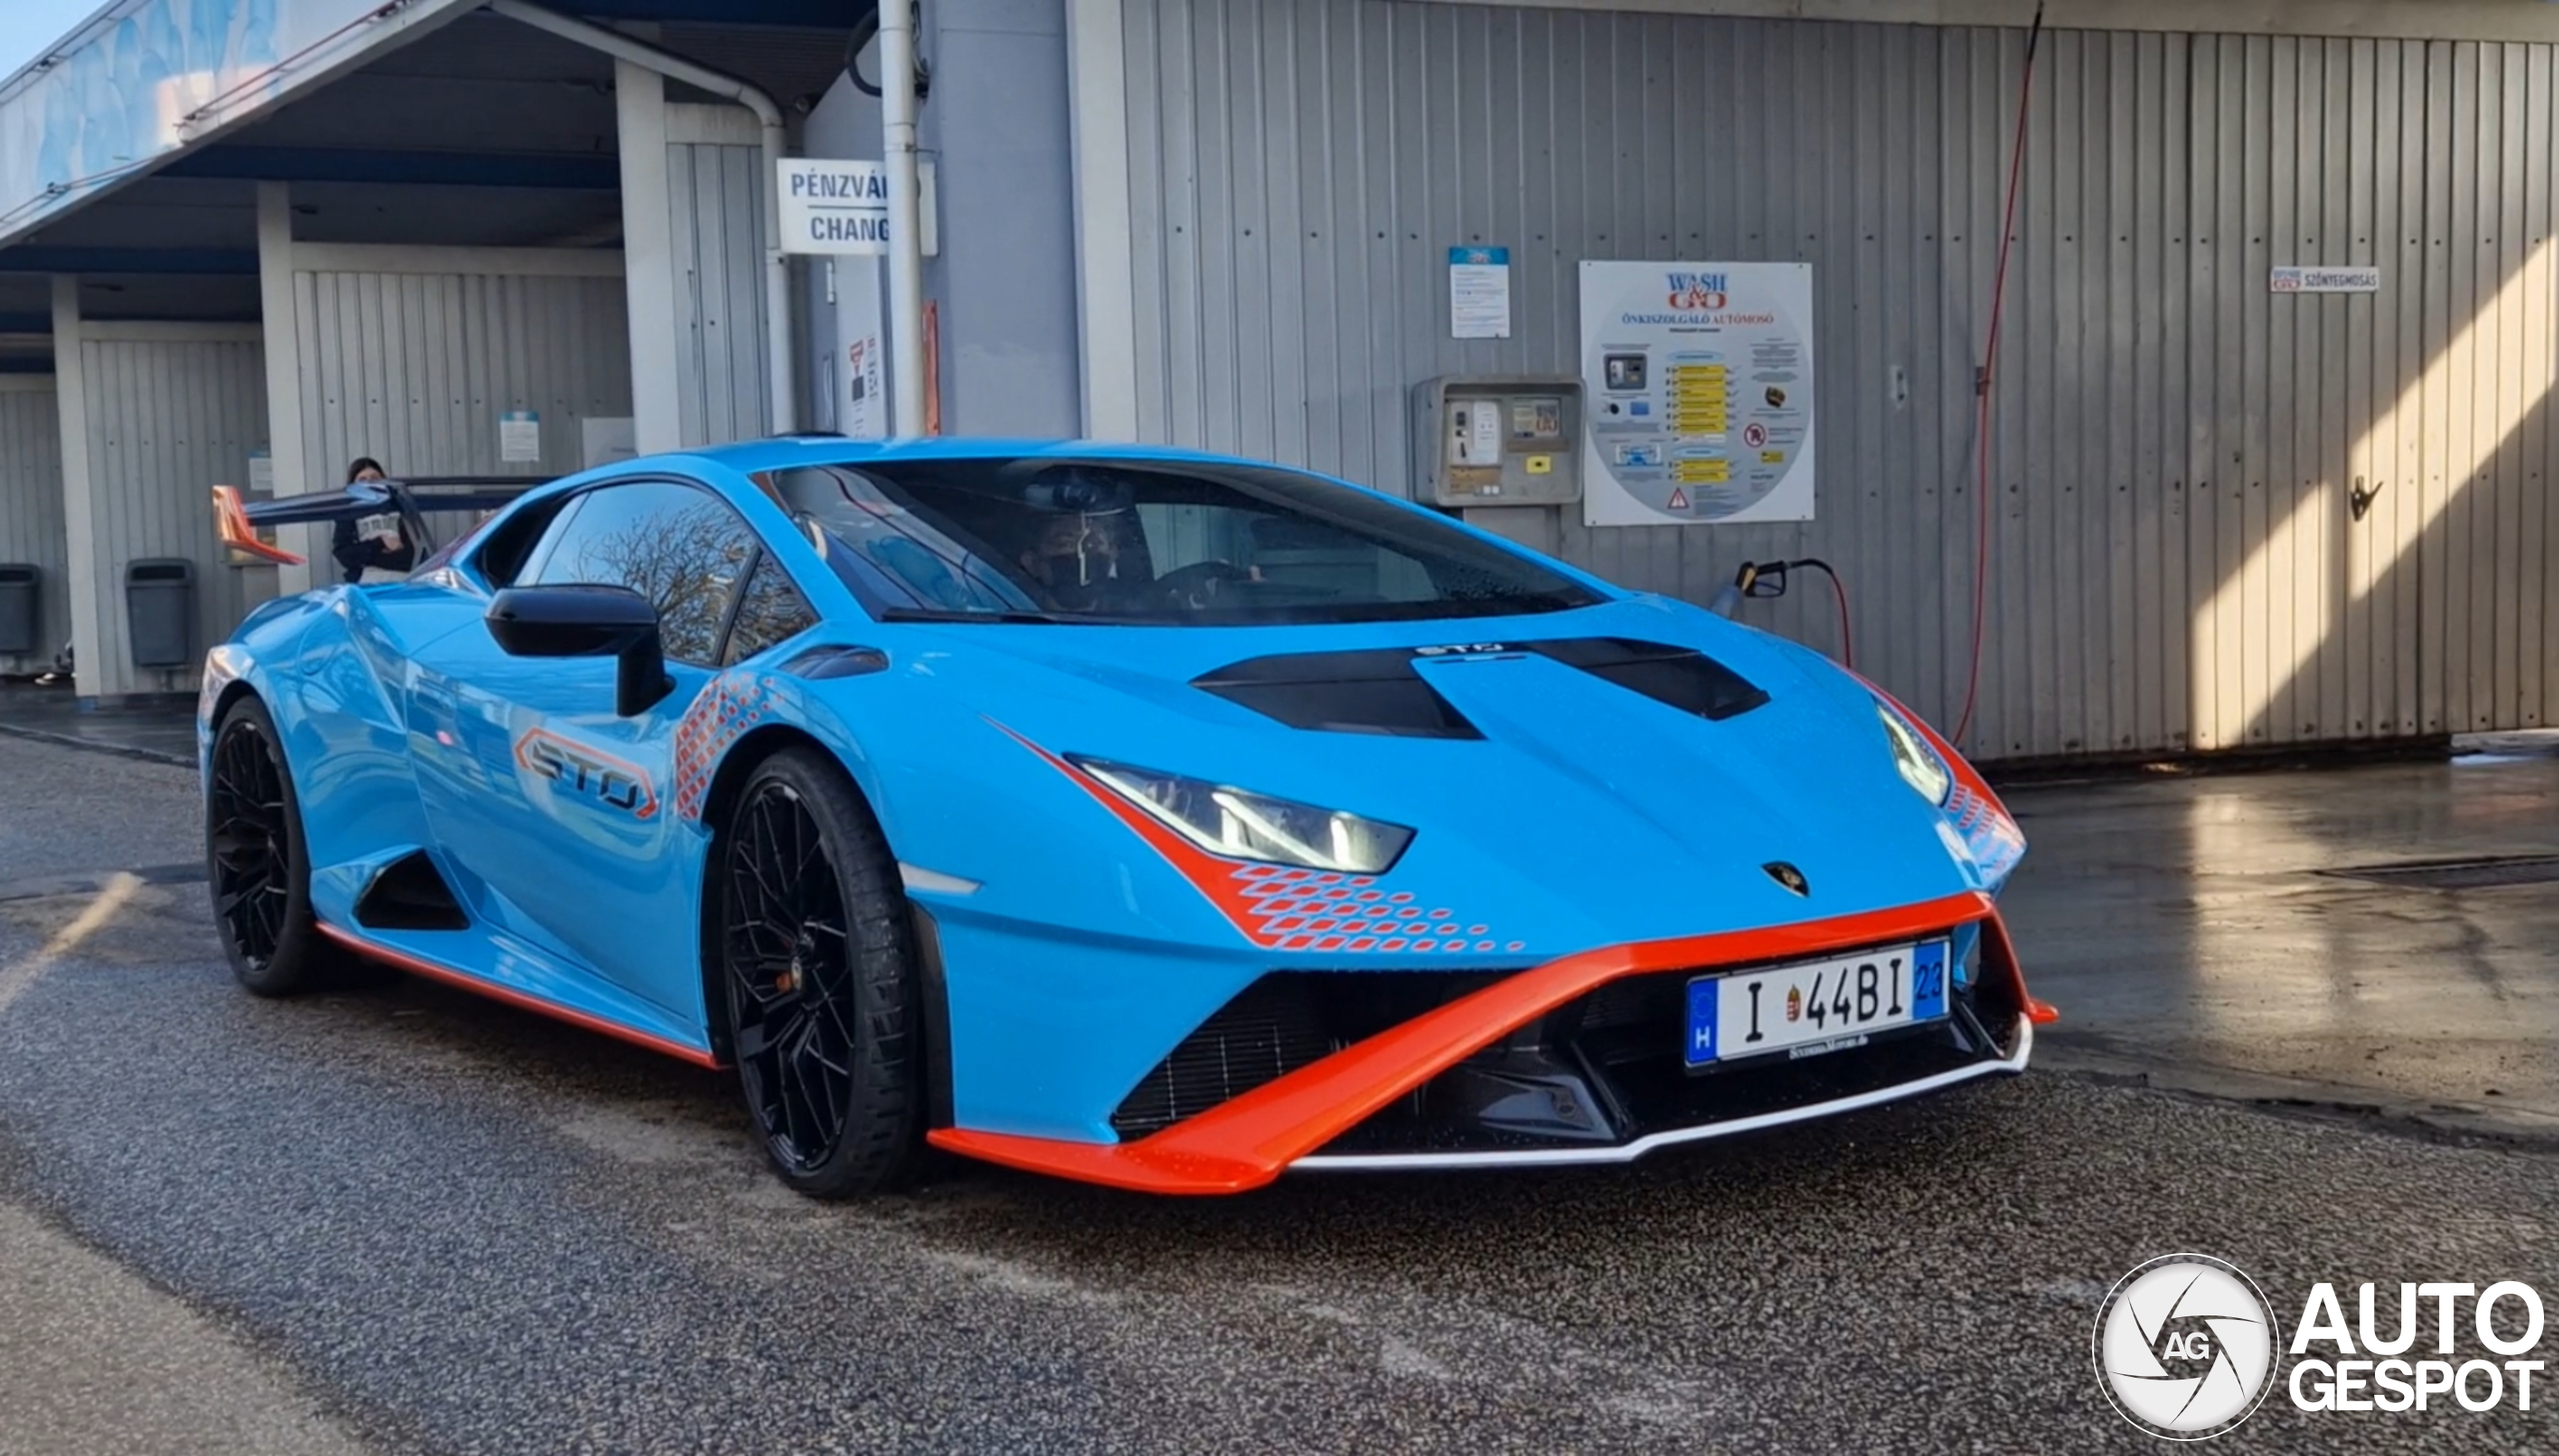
[1153,560,1247,610]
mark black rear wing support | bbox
[213,476,556,568]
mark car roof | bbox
[676,436,1324,478]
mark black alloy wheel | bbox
[205,697,346,995]
[718,747,922,1197]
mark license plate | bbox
[1684,940,1949,1067]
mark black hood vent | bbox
[1516,638,1770,722]
[1192,650,1483,738]
[1192,638,1768,736]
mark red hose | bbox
[1827,568,1854,671]
[1782,557,1856,670]
[1952,3,2045,750]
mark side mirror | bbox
[485,585,674,718]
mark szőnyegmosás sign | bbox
[2270,266,2381,294]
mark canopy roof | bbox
[0,0,853,369]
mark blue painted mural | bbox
[0,0,469,243]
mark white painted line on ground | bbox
[0,871,141,1018]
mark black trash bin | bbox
[0,564,35,656]
[125,558,196,669]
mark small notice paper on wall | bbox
[499,410,541,463]
[2271,266,2381,294]
[1449,246,1511,339]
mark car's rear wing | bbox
[213,476,555,567]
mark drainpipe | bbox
[486,0,798,438]
[877,0,927,437]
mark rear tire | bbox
[205,696,351,996]
[716,747,923,1197]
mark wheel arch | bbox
[207,676,263,734]
[690,725,955,1127]
[694,724,823,1065]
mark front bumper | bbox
[930,888,2051,1193]
[1294,1014,2031,1172]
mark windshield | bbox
[753,456,1605,626]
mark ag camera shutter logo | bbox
[2093,1254,2281,1440]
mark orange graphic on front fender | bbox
[989,719,1526,954]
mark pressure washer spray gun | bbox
[1706,558,1854,670]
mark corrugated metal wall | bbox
[1115,0,2559,759]
[295,270,633,481]
[294,266,632,568]
[666,141,774,446]
[0,379,67,674]
[79,336,267,698]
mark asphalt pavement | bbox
[0,683,197,766]
[1,730,2555,1454]
[2005,736,2559,1139]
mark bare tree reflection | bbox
[556,499,751,663]
[724,559,816,663]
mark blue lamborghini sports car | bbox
[201,438,2046,1196]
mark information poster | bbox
[498,409,541,464]
[1448,246,1511,338]
[1579,261,1816,526]
[845,334,885,440]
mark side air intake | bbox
[354,850,471,930]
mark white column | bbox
[615,58,684,456]
[256,181,317,595]
[48,276,102,701]
[1066,0,1139,440]
[879,0,926,436]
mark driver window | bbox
[525,481,758,667]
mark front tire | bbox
[205,696,349,996]
[717,748,923,1197]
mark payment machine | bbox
[1409,376,1584,509]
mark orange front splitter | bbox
[931,889,2033,1194]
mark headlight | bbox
[1877,702,1952,805]
[1070,756,1415,874]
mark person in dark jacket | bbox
[331,457,417,585]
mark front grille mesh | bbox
[1109,977,1332,1138]
[1110,969,1510,1139]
